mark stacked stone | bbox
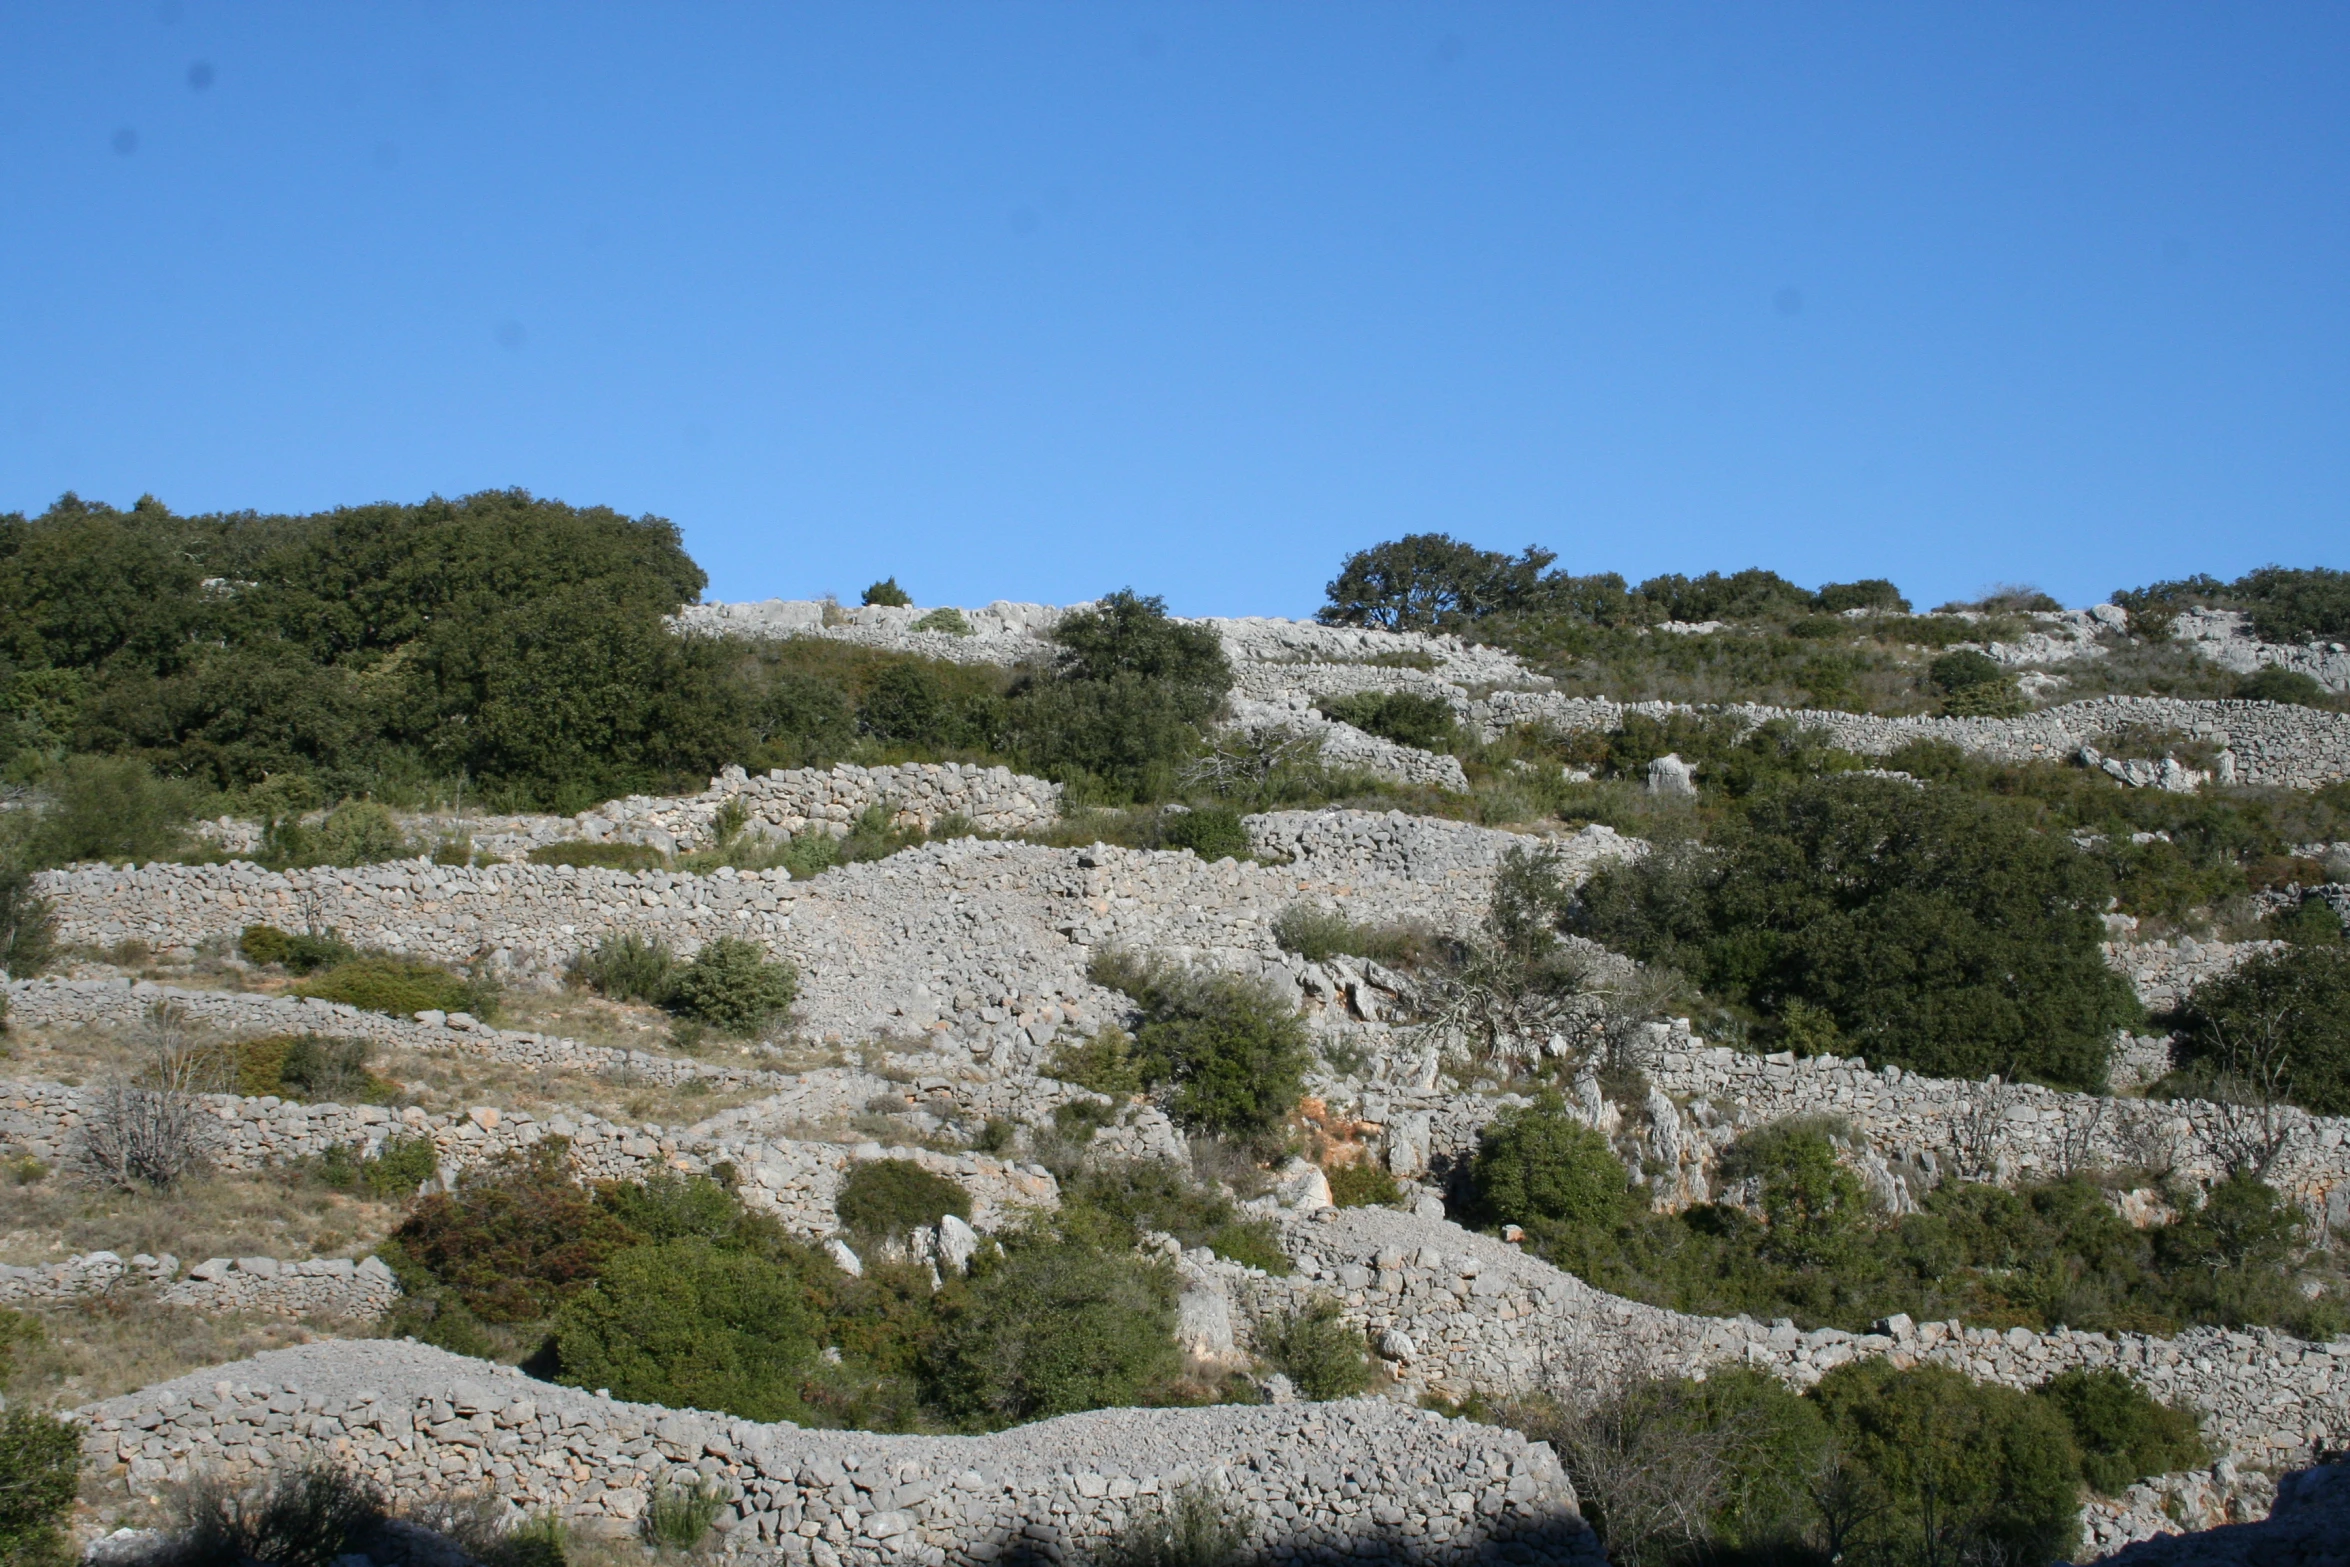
[1470,693,2350,790]
[1227,695,1474,792]
[2107,936,2283,1013]
[0,1250,177,1306]
[158,1256,399,1320]
[1249,811,1636,891]
[2098,1456,2350,1566]
[574,762,1065,856]
[672,599,1074,667]
[78,1340,1603,1565]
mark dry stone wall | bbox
[78,1339,1603,1566]
[0,1249,397,1319]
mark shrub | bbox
[1326,1162,1401,1209]
[2172,943,2350,1114]
[528,841,667,871]
[1815,578,1909,614]
[1318,534,1562,632]
[597,1170,762,1246]
[1044,1028,1143,1096]
[1269,905,1434,969]
[392,1141,635,1321]
[225,1034,386,1103]
[569,930,677,1005]
[1159,807,1248,862]
[168,1461,387,1567]
[1258,1298,1371,1400]
[1319,690,1458,752]
[1812,1361,2083,1567]
[922,1235,1180,1428]
[2035,1367,2207,1495]
[1005,590,1232,800]
[0,866,55,979]
[0,1409,82,1567]
[1721,1120,1872,1269]
[295,800,412,866]
[321,1132,437,1198]
[753,674,857,769]
[237,924,356,973]
[80,1073,213,1190]
[555,1238,821,1422]
[298,956,497,1021]
[1573,775,2140,1089]
[1929,649,2003,694]
[835,1159,971,1244]
[642,1478,728,1552]
[1055,1160,1291,1274]
[1092,953,1310,1137]
[28,753,195,867]
[911,607,973,637]
[1471,1094,1636,1238]
[862,577,912,608]
[1094,1480,1247,1567]
[664,936,797,1035]
[2237,666,2333,706]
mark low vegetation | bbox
[569,931,799,1037]
[1088,950,1312,1138]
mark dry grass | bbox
[0,1168,406,1267]
[6,1296,336,1411]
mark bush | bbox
[1929,649,2004,693]
[237,924,356,973]
[320,1132,436,1198]
[2035,1367,2208,1495]
[1471,1094,1636,1238]
[642,1478,727,1552]
[528,841,668,871]
[1326,1162,1401,1209]
[28,753,195,866]
[225,1034,387,1103]
[835,1159,971,1245]
[1044,1028,1143,1096]
[1258,1298,1371,1400]
[1318,690,1458,752]
[1159,807,1249,862]
[1815,578,1909,614]
[0,1409,82,1567]
[1092,953,1310,1137]
[1005,590,1231,800]
[1094,1480,1247,1567]
[1056,1159,1291,1274]
[1269,905,1433,969]
[664,936,797,1035]
[912,608,973,637]
[923,1234,1180,1428]
[0,866,55,980]
[1318,534,1563,631]
[1573,775,2140,1089]
[862,577,912,608]
[284,800,412,866]
[168,1461,386,1567]
[555,1238,821,1422]
[297,956,496,1021]
[80,1075,213,1191]
[2237,666,2333,706]
[569,930,677,1004]
[1811,1360,2083,1567]
[2172,943,2350,1114]
[392,1141,635,1321]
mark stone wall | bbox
[0,1249,397,1320]
[0,1250,179,1307]
[1472,693,2350,790]
[1228,696,1473,792]
[78,1339,1602,1566]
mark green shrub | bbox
[1326,1162,1401,1209]
[2035,1367,2207,1495]
[528,841,667,871]
[0,866,56,979]
[294,800,412,866]
[1158,807,1249,862]
[921,1234,1180,1428]
[237,924,358,973]
[392,1141,635,1322]
[0,1409,82,1567]
[1471,1094,1636,1237]
[1319,690,1459,752]
[1943,680,2032,717]
[1722,1120,1872,1269]
[569,930,677,1004]
[224,1033,388,1103]
[1811,1360,2083,1567]
[664,936,797,1035]
[1055,1159,1292,1275]
[28,754,195,867]
[1044,1028,1143,1096]
[752,674,857,769]
[2237,666,2333,706]
[298,956,497,1021]
[1005,590,1231,800]
[596,1170,761,1246]
[1094,1480,1247,1567]
[835,1159,971,1244]
[168,1461,386,1567]
[555,1238,820,1422]
[912,607,973,637]
[642,1478,728,1553]
[1929,650,2005,694]
[1318,534,1565,632]
[862,577,912,608]
[1573,775,2140,1089]
[1258,1298,1371,1400]
[358,1133,438,1198]
[1268,905,1434,969]
[2173,943,2350,1113]
[1815,578,1909,614]
[1092,952,1310,1137]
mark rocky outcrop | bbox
[77,1340,1604,1564]
[2171,607,2350,695]
[2097,1456,2350,1566]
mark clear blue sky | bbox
[3,5,2344,616]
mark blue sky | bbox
[3,5,2344,616]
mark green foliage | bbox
[0,1409,81,1567]
[271,800,412,866]
[1326,1162,1402,1209]
[1004,590,1232,800]
[861,578,912,608]
[1319,690,1458,752]
[1091,952,1310,1136]
[0,865,56,979]
[1158,807,1248,861]
[570,930,677,1004]
[527,840,668,870]
[1722,1120,1873,1269]
[223,1033,388,1104]
[1055,1159,1291,1274]
[1258,1298,1371,1399]
[750,673,858,769]
[1815,579,1910,614]
[1318,535,1569,631]
[1575,775,2140,1088]
[555,1238,821,1422]
[296,956,498,1021]
[1470,1095,1637,1238]
[1811,1360,2083,1567]
[361,1133,439,1197]
[237,924,356,973]
[1045,1028,1144,1096]
[2172,943,2350,1114]
[2114,565,2350,645]
[858,662,998,749]
[663,936,798,1035]
[921,1231,1180,1429]
[1928,649,2005,693]
[26,753,196,866]
[835,1158,972,1244]
[1637,569,1818,624]
[642,1478,727,1552]
[167,1461,387,1567]
[392,1142,635,1322]
[1093,1480,1247,1567]
[1268,905,1433,969]
[2237,666,2334,706]
[2035,1367,2207,1495]
[911,607,973,637]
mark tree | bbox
[1319,534,1559,631]
[2172,943,2350,1115]
[1006,590,1231,800]
[861,577,912,607]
